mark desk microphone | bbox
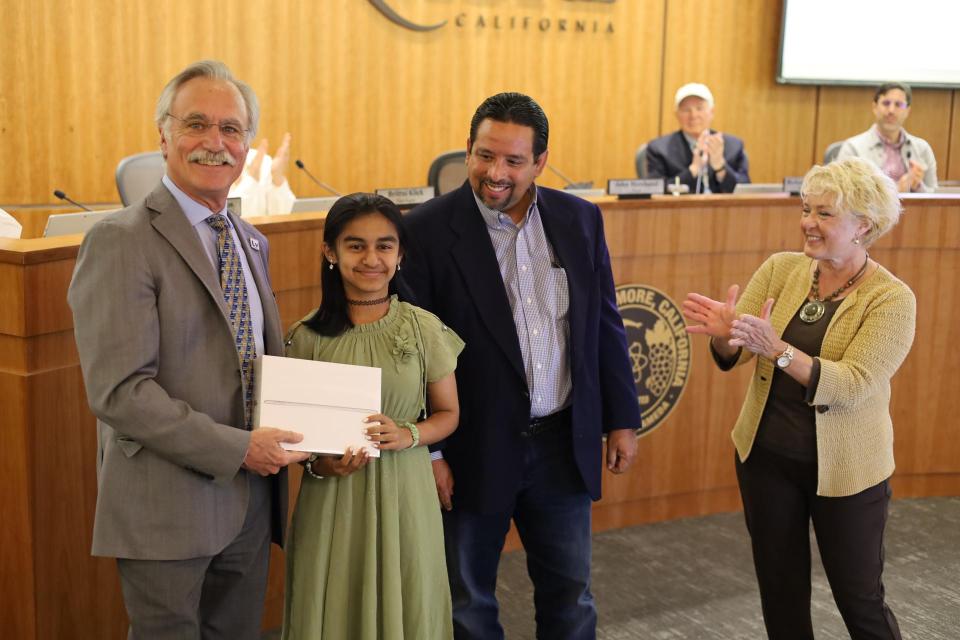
[546,164,592,190]
[53,189,93,211]
[294,160,342,196]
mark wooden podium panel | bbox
[1,195,958,639]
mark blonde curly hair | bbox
[800,158,902,247]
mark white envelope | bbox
[253,355,381,457]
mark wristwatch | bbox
[775,344,795,369]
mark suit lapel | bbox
[146,185,233,325]
[538,192,588,373]
[672,130,694,169]
[448,185,526,380]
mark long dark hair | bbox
[303,193,406,336]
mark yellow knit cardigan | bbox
[722,252,916,497]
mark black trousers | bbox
[736,446,902,640]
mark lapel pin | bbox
[249,237,261,251]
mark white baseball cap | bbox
[674,83,714,108]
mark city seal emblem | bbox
[615,284,691,436]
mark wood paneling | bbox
[0,372,35,640]
[3,2,959,206]
[0,1,663,205]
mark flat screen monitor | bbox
[43,210,117,237]
[733,183,786,194]
[291,197,340,213]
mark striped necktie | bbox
[206,214,256,429]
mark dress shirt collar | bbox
[870,124,905,150]
[472,184,539,230]
[162,174,231,229]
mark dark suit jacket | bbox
[400,182,641,514]
[68,183,287,559]
[646,129,750,193]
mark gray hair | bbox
[155,60,259,142]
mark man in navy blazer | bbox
[401,93,641,640]
[645,82,750,194]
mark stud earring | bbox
[853,237,861,245]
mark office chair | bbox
[823,141,844,164]
[116,151,165,206]
[635,143,649,178]
[427,150,467,196]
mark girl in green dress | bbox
[282,193,463,639]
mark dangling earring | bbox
[396,262,401,272]
[328,262,335,270]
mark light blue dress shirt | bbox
[472,186,572,419]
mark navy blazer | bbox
[400,182,641,514]
[646,129,750,194]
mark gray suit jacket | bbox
[68,183,286,560]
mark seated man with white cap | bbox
[645,82,750,194]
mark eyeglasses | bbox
[878,99,908,109]
[166,113,249,141]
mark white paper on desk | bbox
[254,355,381,457]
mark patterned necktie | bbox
[206,214,256,429]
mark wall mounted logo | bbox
[616,284,691,437]
[369,0,616,34]
[369,0,447,31]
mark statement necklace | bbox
[347,295,391,306]
[799,253,870,324]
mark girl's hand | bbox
[365,414,413,451]
[310,447,370,477]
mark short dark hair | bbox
[468,92,549,159]
[874,82,912,106]
[304,193,406,336]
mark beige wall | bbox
[2,0,957,206]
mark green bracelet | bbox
[399,421,420,448]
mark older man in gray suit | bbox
[68,60,308,639]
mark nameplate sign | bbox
[376,186,436,207]
[607,178,664,199]
[782,177,804,195]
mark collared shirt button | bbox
[521,265,528,272]
[532,329,539,336]
[526,297,532,304]
[536,363,542,369]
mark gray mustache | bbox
[187,150,237,166]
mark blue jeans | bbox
[443,426,596,640]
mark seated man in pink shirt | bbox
[837,82,937,192]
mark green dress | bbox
[281,297,464,640]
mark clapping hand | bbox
[729,298,781,359]
[271,132,292,186]
[704,132,726,172]
[897,160,925,192]
[683,284,740,339]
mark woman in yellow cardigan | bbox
[683,158,915,640]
